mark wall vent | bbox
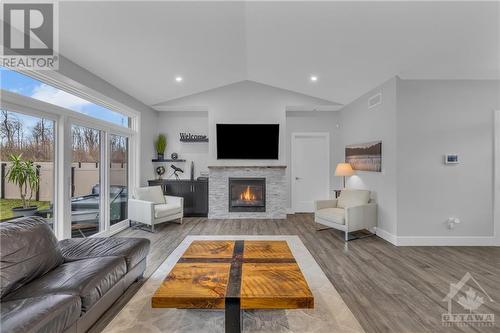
[368,93,382,109]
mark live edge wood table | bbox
[152,240,314,333]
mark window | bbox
[71,124,102,237]
[1,68,137,239]
[0,67,130,127]
[0,110,55,226]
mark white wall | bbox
[339,77,399,237]
[156,80,340,203]
[285,111,342,208]
[158,80,337,165]
[339,77,499,245]
[397,80,500,238]
[138,110,160,185]
[157,111,209,179]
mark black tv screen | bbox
[217,124,279,159]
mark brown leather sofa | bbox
[0,216,150,333]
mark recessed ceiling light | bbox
[310,76,318,82]
[175,76,183,82]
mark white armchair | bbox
[128,186,183,232]
[314,189,377,241]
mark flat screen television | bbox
[217,124,279,159]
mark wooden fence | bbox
[0,162,127,201]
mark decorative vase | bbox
[157,153,164,160]
[171,152,178,160]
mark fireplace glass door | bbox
[229,178,266,212]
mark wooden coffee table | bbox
[152,240,314,333]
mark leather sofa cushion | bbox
[134,186,165,204]
[316,208,346,225]
[154,203,182,218]
[4,256,126,312]
[0,217,64,298]
[1,294,81,333]
[337,189,370,209]
[58,237,150,271]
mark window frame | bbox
[0,100,60,235]
[1,89,139,238]
[107,133,130,232]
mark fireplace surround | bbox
[229,178,266,212]
[208,166,286,219]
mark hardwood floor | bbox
[90,215,500,333]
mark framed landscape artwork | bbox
[345,141,382,172]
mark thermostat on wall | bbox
[444,154,459,164]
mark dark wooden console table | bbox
[148,179,208,217]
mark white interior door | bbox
[292,133,330,212]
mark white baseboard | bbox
[286,208,295,214]
[396,236,498,246]
[375,228,398,245]
[374,227,498,246]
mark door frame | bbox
[291,132,330,213]
[494,110,500,245]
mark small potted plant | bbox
[155,134,167,160]
[6,154,40,217]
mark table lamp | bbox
[335,163,354,188]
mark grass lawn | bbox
[0,199,50,220]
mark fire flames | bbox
[240,186,256,201]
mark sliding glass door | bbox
[71,124,102,237]
[109,134,128,226]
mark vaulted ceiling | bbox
[59,1,499,109]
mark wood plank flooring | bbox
[90,215,500,333]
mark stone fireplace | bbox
[208,166,286,219]
[229,178,266,212]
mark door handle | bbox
[295,177,301,180]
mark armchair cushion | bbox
[134,186,165,205]
[337,189,370,209]
[314,199,337,211]
[315,208,345,225]
[154,203,182,219]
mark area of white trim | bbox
[375,229,497,246]
[21,68,140,118]
[494,110,500,246]
[286,105,343,112]
[375,228,398,245]
[153,105,209,112]
[1,90,134,136]
[108,221,131,236]
[396,236,498,247]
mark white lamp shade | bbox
[335,163,355,176]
